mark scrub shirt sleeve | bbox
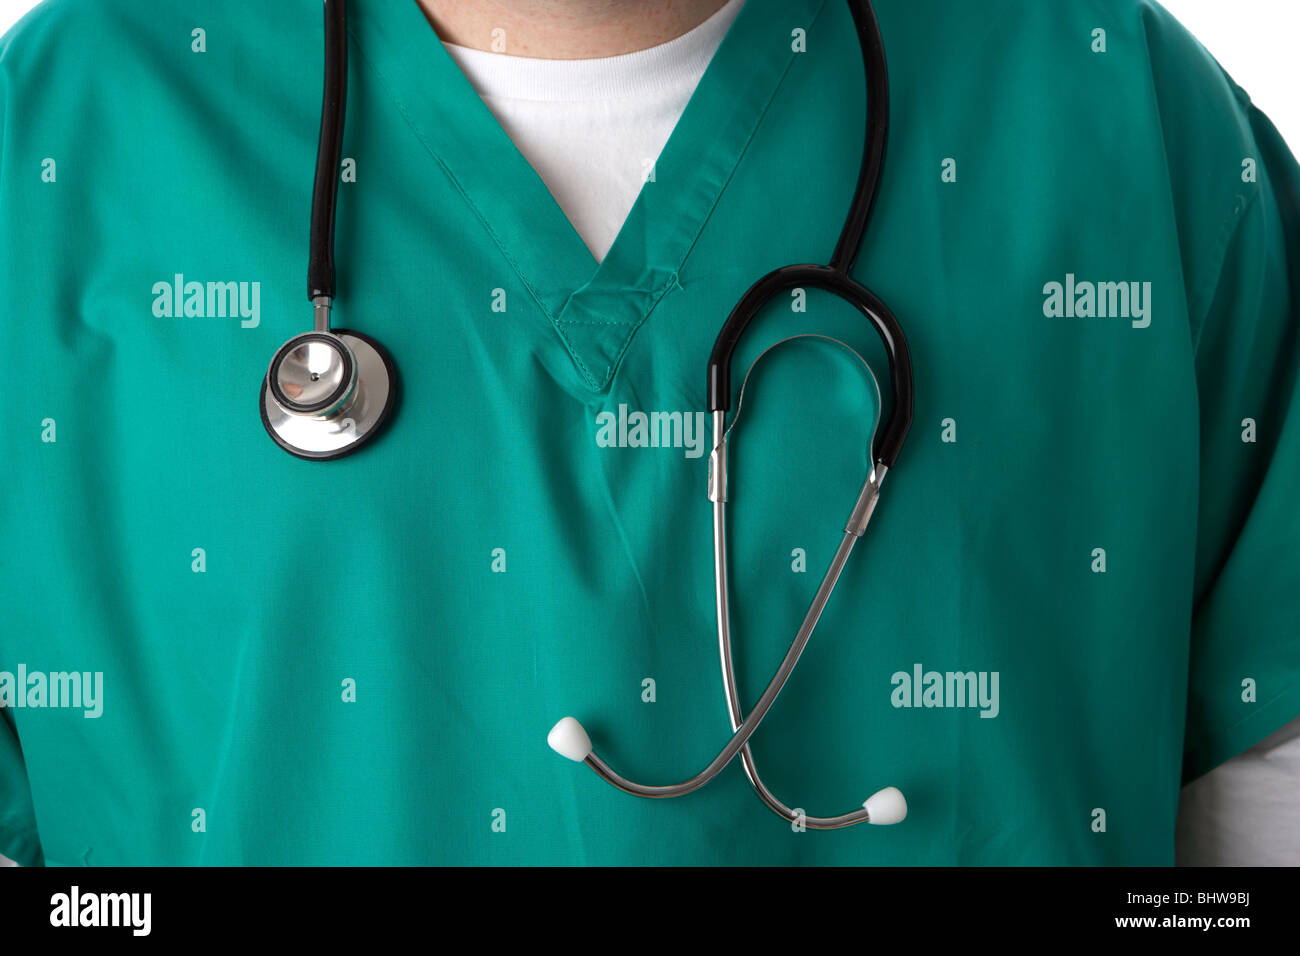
[1181,91,1300,783]
[0,18,43,869]
[0,708,42,866]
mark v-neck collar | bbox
[349,0,827,391]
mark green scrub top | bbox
[1,0,1297,867]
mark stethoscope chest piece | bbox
[260,326,397,460]
[262,0,399,461]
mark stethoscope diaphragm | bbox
[268,331,356,416]
[260,328,397,461]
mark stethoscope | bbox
[267,0,914,827]
[261,0,397,459]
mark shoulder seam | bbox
[1189,183,1261,353]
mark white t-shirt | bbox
[443,0,745,263]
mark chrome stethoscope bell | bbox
[261,0,397,461]
[260,297,397,460]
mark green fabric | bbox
[0,0,1296,866]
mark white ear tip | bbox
[547,717,593,762]
[863,786,907,825]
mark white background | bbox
[0,0,1294,141]
[0,0,1296,867]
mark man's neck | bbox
[416,0,732,59]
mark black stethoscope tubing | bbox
[706,0,913,469]
[296,0,912,470]
[308,0,347,303]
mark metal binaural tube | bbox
[708,406,890,827]
[576,478,870,799]
[714,495,876,828]
[572,391,896,817]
